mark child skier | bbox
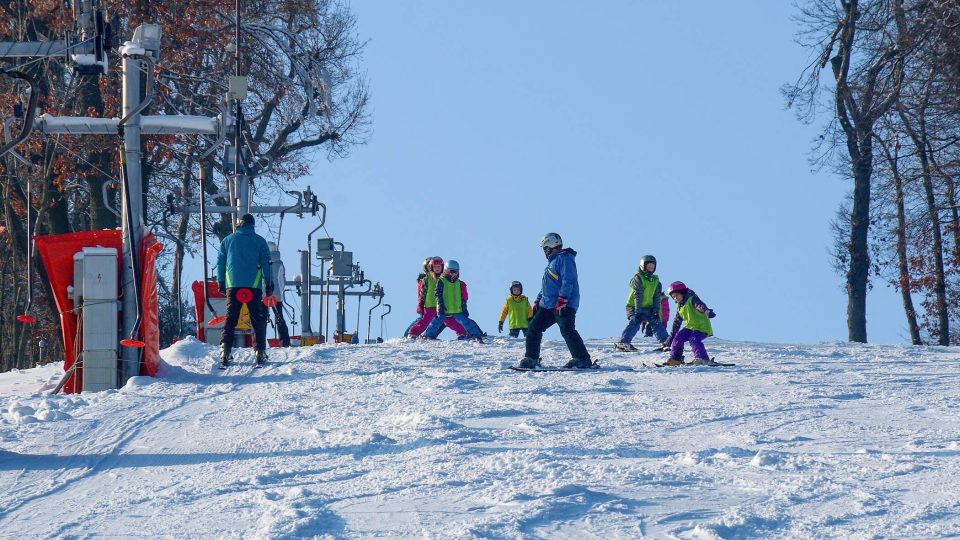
[663,281,716,366]
[498,281,533,337]
[408,256,465,338]
[422,260,484,341]
[403,257,433,337]
[615,255,670,352]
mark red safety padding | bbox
[138,233,163,376]
[35,230,122,393]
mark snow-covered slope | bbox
[2,337,959,538]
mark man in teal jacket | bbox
[216,213,272,367]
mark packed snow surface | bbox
[1,336,959,538]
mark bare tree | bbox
[786,0,905,342]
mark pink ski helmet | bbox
[429,256,444,272]
[666,281,687,295]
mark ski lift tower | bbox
[4,20,225,388]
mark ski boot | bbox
[614,342,637,352]
[255,350,267,367]
[688,357,711,366]
[563,357,594,369]
[219,346,232,369]
[517,356,541,369]
[663,357,685,366]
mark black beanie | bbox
[241,213,255,226]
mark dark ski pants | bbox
[508,328,528,338]
[525,307,590,361]
[221,287,268,352]
[272,304,291,347]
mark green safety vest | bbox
[423,274,440,308]
[441,278,463,315]
[503,296,531,329]
[626,273,660,309]
[678,296,713,336]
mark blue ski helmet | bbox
[445,259,460,272]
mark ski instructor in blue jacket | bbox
[518,232,593,369]
[216,213,272,367]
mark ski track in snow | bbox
[1,337,959,538]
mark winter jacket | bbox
[669,290,713,337]
[499,295,533,329]
[536,248,580,310]
[436,276,469,316]
[217,225,271,289]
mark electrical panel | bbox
[73,247,119,392]
[329,251,353,277]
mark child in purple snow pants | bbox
[665,281,716,365]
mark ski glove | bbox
[462,304,469,318]
[265,283,275,297]
[707,309,716,318]
[218,282,227,295]
[498,321,503,333]
[626,306,635,320]
[416,305,424,316]
[532,299,540,315]
[555,296,569,315]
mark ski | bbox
[614,343,669,354]
[509,365,601,373]
[653,360,735,368]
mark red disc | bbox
[262,295,278,307]
[120,339,145,348]
[208,315,227,326]
[235,288,253,304]
[16,315,36,324]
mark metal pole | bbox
[198,164,219,321]
[325,277,332,341]
[299,250,310,335]
[119,45,144,384]
[318,260,324,339]
[337,277,346,340]
[233,0,249,219]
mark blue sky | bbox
[194,2,911,345]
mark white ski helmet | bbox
[540,232,562,250]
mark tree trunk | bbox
[898,95,949,345]
[847,141,872,343]
[892,149,922,345]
